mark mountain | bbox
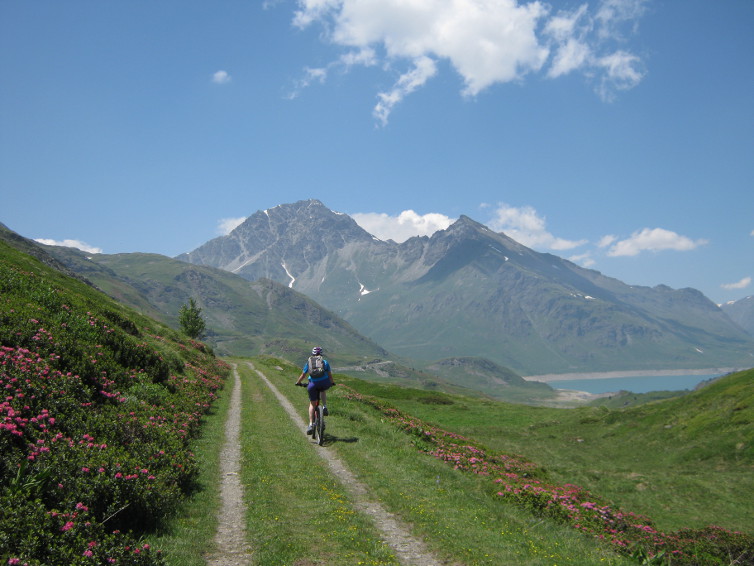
[2,223,547,400]
[38,247,388,364]
[0,220,386,364]
[177,199,754,375]
[722,296,754,337]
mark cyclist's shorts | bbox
[307,379,331,402]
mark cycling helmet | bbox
[311,346,322,355]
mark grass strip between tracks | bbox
[236,360,400,565]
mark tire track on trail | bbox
[246,361,446,566]
[206,363,253,566]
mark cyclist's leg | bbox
[318,381,332,414]
[307,381,320,421]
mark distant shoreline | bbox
[523,367,738,383]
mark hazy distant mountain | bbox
[721,296,754,336]
[177,199,754,375]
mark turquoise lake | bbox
[551,373,723,394]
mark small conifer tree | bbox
[178,297,206,339]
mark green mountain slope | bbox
[354,367,754,535]
[426,356,553,403]
[40,247,388,365]
[0,239,230,564]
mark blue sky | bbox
[1,0,752,305]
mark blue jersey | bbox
[303,358,331,382]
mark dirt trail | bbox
[247,362,447,566]
[206,363,253,566]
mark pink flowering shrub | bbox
[341,386,754,565]
[0,256,229,564]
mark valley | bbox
[1,214,753,564]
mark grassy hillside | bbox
[0,241,230,564]
[40,247,388,364]
[337,368,754,535]
[232,357,753,565]
[426,356,556,403]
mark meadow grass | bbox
[252,356,635,565]
[334,370,754,535]
[235,361,399,566]
[144,356,752,565]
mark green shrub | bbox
[0,253,230,564]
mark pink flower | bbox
[61,521,74,532]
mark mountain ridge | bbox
[722,295,754,336]
[1,224,551,400]
[177,199,754,375]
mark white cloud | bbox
[292,0,648,123]
[374,56,438,126]
[721,277,752,291]
[595,0,648,40]
[597,234,618,248]
[545,5,592,78]
[544,1,647,100]
[217,217,246,235]
[607,228,708,257]
[288,49,378,99]
[212,70,232,84]
[34,238,102,254]
[594,50,644,101]
[352,210,454,242]
[486,203,587,251]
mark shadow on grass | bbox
[321,434,359,445]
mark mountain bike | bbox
[296,382,326,445]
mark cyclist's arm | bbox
[294,369,307,385]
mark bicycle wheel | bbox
[316,405,325,445]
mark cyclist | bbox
[295,346,334,435]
